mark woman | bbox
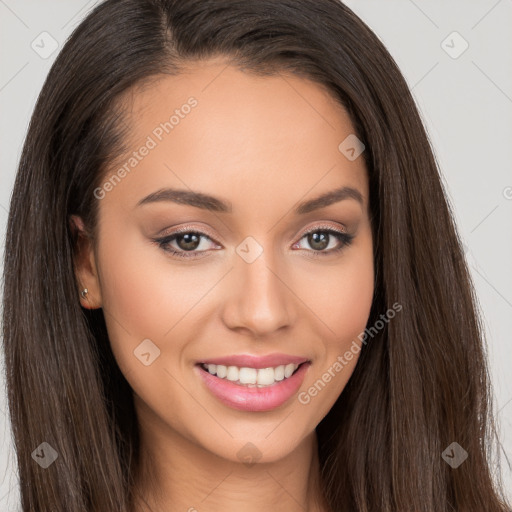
[2,0,510,510]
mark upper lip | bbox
[198,353,310,369]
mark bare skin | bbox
[72,59,374,512]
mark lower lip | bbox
[196,362,311,412]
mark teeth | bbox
[239,367,257,384]
[226,366,239,382]
[284,363,296,378]
[216,364,227,378]
[201,363,301,387]
[274,365,285,381]
[256,367,274,386]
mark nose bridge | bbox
[222,236,293,335]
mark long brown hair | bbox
[2,0,510,510]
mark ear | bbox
[69,214,102,309]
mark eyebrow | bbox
[136,185,364,214]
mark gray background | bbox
[0,0,511,508]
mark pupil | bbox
[309,232,328,250]
[178,233,200,251]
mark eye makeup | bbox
[151,222,355,260]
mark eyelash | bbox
[153,224,354,260]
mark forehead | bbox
[101,60,369,216]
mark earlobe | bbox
[69,214,102,309]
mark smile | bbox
[200,362,301,387]
[196,361,311,412]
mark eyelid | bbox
[297,222,348,238]
[158,224,220,242]
[157,221,349,244]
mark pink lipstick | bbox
[195,355,311,412]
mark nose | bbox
[220,246,295,338]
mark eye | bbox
[292,225,354,258]
[154,228,220,259]
[153,224,354,260]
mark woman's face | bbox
[76,60,374,463]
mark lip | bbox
[196,361,311,412]
[198,353,310,369]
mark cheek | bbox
[97,246,169,334]
[297,231,374,345]
[94,226,227,382]
[94,229,186,373]
[96,223,208,330]
[329,236,374,367]
[295,233,374,412]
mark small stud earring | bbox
[80,288,88,299]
